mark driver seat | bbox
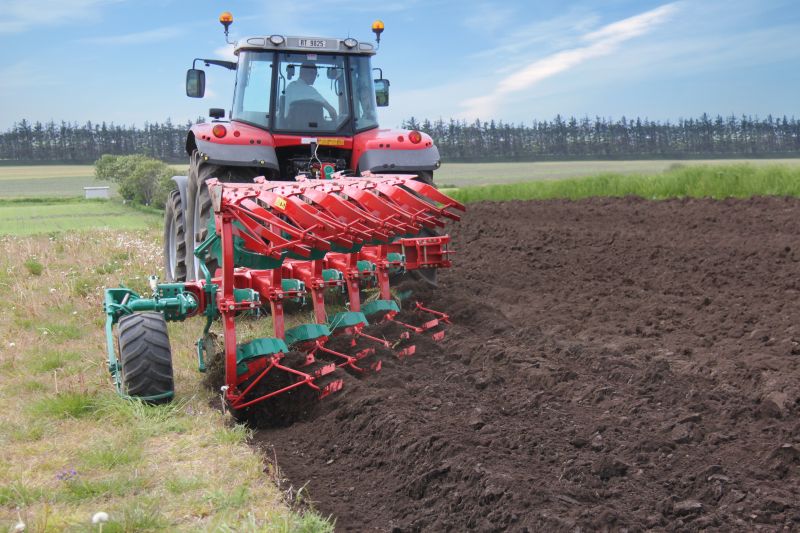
[286,100,324,129]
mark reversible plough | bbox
[103,173,463,422]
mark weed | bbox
[96,262,120,274]
[29,391,99,419]
[24,257,44,275]
[73,276,97,297]
[0,480,47,507]
[165,476,206,495]
[96,395,192,437]
[79,441,143,470]
[38,322,82,341]
[205,485,251,511]
[214,423,251,445]
[58,475,147,503]
[102,501,169,532]
[26,349,81,373]
[2,420,46,443]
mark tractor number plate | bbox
[298,39,327,48]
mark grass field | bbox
[0,165,187,198]
[448,163,800,203]
[434,158,800,186]
[0,228,332,531]
[3,159,800,197]
[0,199,162,235]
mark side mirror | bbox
[186,69,206,98]
[374,78,390,107]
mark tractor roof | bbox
[234,36,377,56]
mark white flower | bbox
[13,521,25,532]
[9,342,15,348]
[92,512,109,524]
[49,288,56,293]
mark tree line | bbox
[404,114,800,161]
[1,114,798,163]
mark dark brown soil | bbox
[254,197,800,532]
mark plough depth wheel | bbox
[117,312,175,404]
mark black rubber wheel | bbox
[163,189,187,282]
[185,151,259,280]
[117,312,174,403]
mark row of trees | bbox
[1,114,799,163]
[404,114,800,160]
[0,119,197,163]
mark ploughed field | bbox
[255,197,800,531]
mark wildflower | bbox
[92,512,109,524]
[8,342,15,348]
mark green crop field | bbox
[448,163,800,203]
[434,158,800,187]
[0,199,161,235]
[3,159,800,198]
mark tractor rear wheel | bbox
[185,155,220,281]
[163,189,187,282]
[184,151,259,280]
[117,312,174,403]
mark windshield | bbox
[275,53,349,133]
[231,51,273,129]
[232,51,379,134]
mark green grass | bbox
[449,163,800,203]
[435,158,800,187]
[0,227,333,532]
[0,198,161,235]
[28,392,99,419]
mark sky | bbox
[0,0,798,130]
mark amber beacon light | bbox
[372,20,384,44]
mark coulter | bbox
[102,15,464,424]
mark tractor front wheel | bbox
[117,312,174,403]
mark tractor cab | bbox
[181,16,437,182]
[232,41,382,135]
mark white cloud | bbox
[80,26,184,45]
[0,0,120,34]
[459,3,680,119]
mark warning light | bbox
[372,20,384,44]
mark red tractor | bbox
[165,14,441,283]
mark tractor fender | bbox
[356,145,441,173]
[170,175,189,216]
[194,137,280,171]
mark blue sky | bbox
[1,0,798,130]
